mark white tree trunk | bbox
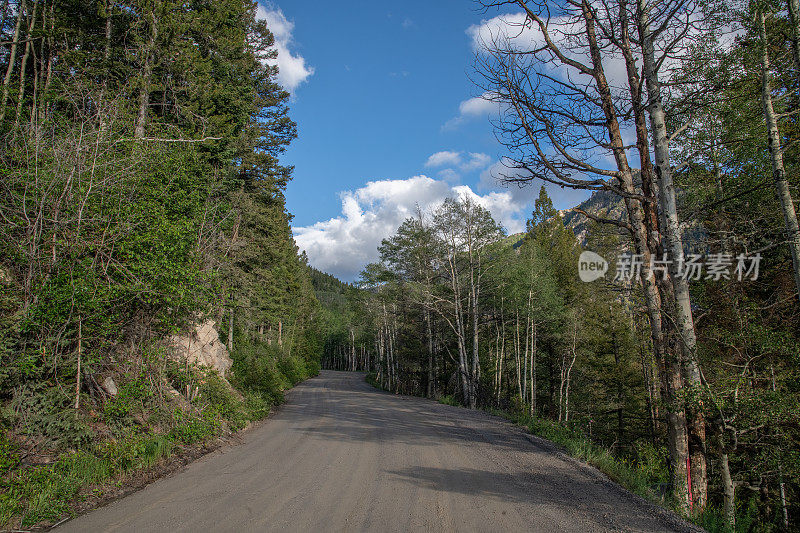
[757,7,800,299]
[637,0,707,509]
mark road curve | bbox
[57,370,697,532]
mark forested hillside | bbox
[2,0,799,531]
[318,0,800,530]
[0,1,320,527]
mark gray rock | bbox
[102,376,118,396]
[168,319,233,377]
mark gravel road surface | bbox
[56,370,698,532]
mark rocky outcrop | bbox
[169,319,232,377]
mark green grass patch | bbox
[1,339,320,530]
[437,394,460,407]
[492,409,664,503]
[0,432,173,527]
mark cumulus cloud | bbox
[438,168,461,182]
[293,176,529,280]
[468,12,631,92]
[424,151,492,182]
[425,151,462,168]
[256,5,314,93]
[479,159,590,212]
[466,12,535,52]
[461,152,492,172]
[466,9,729,95]
[443,93,500,130]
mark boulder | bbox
[101,376,118,396]
[169,319,232,377]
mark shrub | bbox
[438,395,460,406]
[195,370,249,430]
[0,431,19,474]
[11,385,92,449]
[103,372,154,421]
[169,408,218,445]
[277,355,308,386]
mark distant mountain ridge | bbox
[505,187,627,249]
[560,187,626,245]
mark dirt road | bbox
[57,371,697,532]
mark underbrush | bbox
[0,338,319,529]
[492,409,667,503]
[371,378,757,530]
[496,410,765,531]
[437,394,460,407]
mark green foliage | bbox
[0,0,322,528]
[11,386,93,449]
[242,392,270,421]
[0,432,19,475]
[695,498,761,533]
[194,371,249,431]
[227,331,318,406]
[169,409,219,445]
[277,355,310,387]
[438,395,460,407]
[0,434,174,528]
[104,374,155,421]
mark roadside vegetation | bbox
[0,1,321,529]
[322,0,800,528]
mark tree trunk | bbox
[228,308,234,353]
[563,317,577,423]
[530,322,536,416]
[523,309,529,405]
[74,316,82,409]
[787,0,800,92]
[426,309,434,397]
[469,268,480,408]
[757,6,800,300]
[515,310,522,402]
[636,0,707,510]
[720,448,735,528]
[13,0,37,128]
[350,328,356,371]
[0,0,24,123]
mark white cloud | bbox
[459,96,497,116]
[438,168,461,182]
[467,10,639,103]
[424,151,491,182]
[479,159,590,212]
[466,9,727,96]
[425,150,462,168]
[467,12,536,52]
[293,176,530,280]
[460,152,491,172]
[443,93,500,130]
[256,5,314,93]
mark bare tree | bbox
[475,0,696,509]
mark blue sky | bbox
[257,1,590,280]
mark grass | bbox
[487,408,673,507]
[1,345,320,529]
[0,432,176,527]
[437,394,460,407]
